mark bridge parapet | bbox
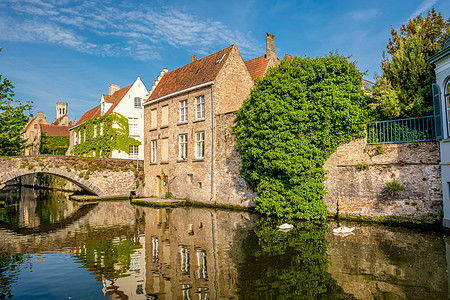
[0,155,144,197]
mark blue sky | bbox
[0,0,448,122]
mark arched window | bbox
[446,79,450,137]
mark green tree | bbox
[0,47,33,156]
[371,8,450,119]
[233,53,367,219]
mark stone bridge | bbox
[0,155,144,196]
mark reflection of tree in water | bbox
[35,190,66,226]
[236,218,354,299]
[0,254,31,299]
[72,233,143,281]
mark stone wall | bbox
[324,139,442,222]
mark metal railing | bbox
[367,115,436,144]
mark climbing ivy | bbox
[234,53,368,220]
[40,133,69,155]
[72,113,140,158]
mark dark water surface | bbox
[0,187,448,299]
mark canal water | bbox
[0,187,449,299]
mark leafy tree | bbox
[371,8,450,119]
[234,53,367,219]
[0,47,33,156]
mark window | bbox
[180,247,190,275]
[446,79,450,136]
[93,124,97,137]
[195,131,205,159]
[161,138,169,162]
[197,250,208,279]
[151,109,157,129]
[134,97,142,108]
[151,140,157,163]
[129,117,139,136]
[196,95,205,120]
[179,100,188,122]
[129,145,139,159]
[179,134,187,160]
[34,124,37,129]
[161,105,169,127]
[100,122,104,135]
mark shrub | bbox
[386,180,404,194]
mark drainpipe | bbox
[210,84,214,202]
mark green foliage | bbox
[371,9,450,119]
[72,112,140,158]
[234,53,367,219]
[39,133,69,155]
[356,163,369,171]
[386,180,405,195]
[237,218,353,299]
[0,47,33,156]
[375,144,384,155]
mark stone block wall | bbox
[324,139,442,222]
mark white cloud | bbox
[0,0,263,60]
[350,8,381,22]
[410,0,439,18]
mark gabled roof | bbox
[52,114,67,126]
[245,55,270,80]
[105,84,133,115]
[147,45,234,101]
[22,116,37,133]
[40,124,69,137]
[72,105,101,127]
[102,94,114,103]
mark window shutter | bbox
[432,83,443,139]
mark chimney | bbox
[191,55,197,62]
[109,84,120,95]
[265,33,277,61]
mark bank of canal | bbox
[0,187,448,299]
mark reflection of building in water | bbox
[101,235,147,299]
[327,225,448,299]
[141,207,255,299]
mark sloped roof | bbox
[103,94,114,103]
[72,105,101,127]
[52,114,67,125]
[22,116,37,133]
[245,55,270,79]
[147,45,234,101]
[41,124,69,137]
[105,84,133,115]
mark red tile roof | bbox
[52,114,67,125]
[147,45,234,101]
[105,84,133,115]
[245,55,270,80]
[72,105,101,127]
[40,124,69,137]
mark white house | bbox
[429,37,450,227]
[68,77,148,160]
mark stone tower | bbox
[56,102,68,119]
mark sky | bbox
[0,0,449,122]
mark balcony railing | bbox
[367,116,436,144]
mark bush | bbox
[386,180,404,194]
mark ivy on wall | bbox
[40,133,69,155]
[72,113,140,158]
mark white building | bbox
[429,37,450,227]
[68,77,148,160]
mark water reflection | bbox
[0,188,449,299]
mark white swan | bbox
[333,226,355,234]
[278,223,294,231]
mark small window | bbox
[151,109,157,129]
[151,140,157,163]
[129,145,139,159]
[180,100,188,122]
[161,138,169,162]
[195,131,205,159]
[188,174,193,184]
[446,79,450,137]
[93,124,97,137]
[34,124,37,129]
[161,105,169,127]
[134,97,142,108]
[196,95,205,120]
[179,133,187,160]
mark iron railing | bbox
[367,115,436,144]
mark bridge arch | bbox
[0,167,105,196]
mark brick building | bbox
[143,33,279,205]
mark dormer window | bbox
[134,97,142,108]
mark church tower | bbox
[56,102,68,119]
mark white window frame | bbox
[195,95,205,120]
[93,124,97,137]
[195,131,205,159]
[445,79,450,138]
[129,145,139,159]
[129,117,139,136]
[151,140,157,163]
[100,122,104,135]
[179,133,187,160]
[134,97,142,108]
[179,100,188,122]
